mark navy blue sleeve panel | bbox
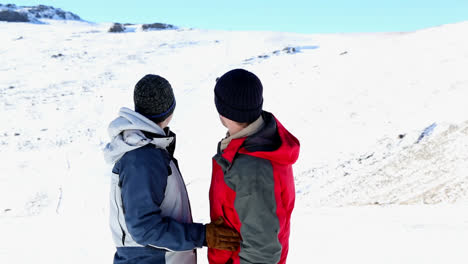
[115,145,206,251]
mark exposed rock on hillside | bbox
[142,23,176,31]
[108,23,126,33]
[0,10,29,22]
[0,4,81,23]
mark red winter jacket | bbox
[209,111,300,264]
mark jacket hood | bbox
[226,111,300,165]
[103,107,173,164]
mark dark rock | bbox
[56,10,66,19]
[14,133,20,136]
[283,47,297,54]
[398,134,406,139]
[8,86,14,89]
[340,51,349,56]
[357,153,374,164]
[109,23,126,33]
[416,123,437,143]
[4,209,11,212]
[51,53,64,58]
[0,10,29,22]
[142,23,175,31]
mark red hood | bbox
[241,116,300,165]
[222,112,300,165]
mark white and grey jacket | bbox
[103,107,205,264]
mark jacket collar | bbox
[219,115,265,151]
[143,128,177,156]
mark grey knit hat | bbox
[134,74,176,123]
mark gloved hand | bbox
[205,217,241,251]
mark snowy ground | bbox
[1,20,467,263]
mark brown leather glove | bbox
[205,217,241,251]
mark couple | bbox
[103,69,300,264]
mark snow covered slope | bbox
[297,121,468,207]
[0,20,467,263]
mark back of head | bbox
[134,74,176,123]
[214,69,263,124]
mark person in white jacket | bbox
[103,74,240,264]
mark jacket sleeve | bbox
[117,146,205,251]
[225,154,282,264]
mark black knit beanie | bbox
[134,74,176,123]
[214,69,263,123]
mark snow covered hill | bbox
[0,18,467,263]
[0,4,81,23]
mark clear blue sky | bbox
[9,0,468,33]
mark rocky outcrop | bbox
[26,5,81,20]
[108,23,126,33]
[142,23,176,31]
[0,10,30,22]
[0,4,81,23]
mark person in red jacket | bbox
[209,69,300,264]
